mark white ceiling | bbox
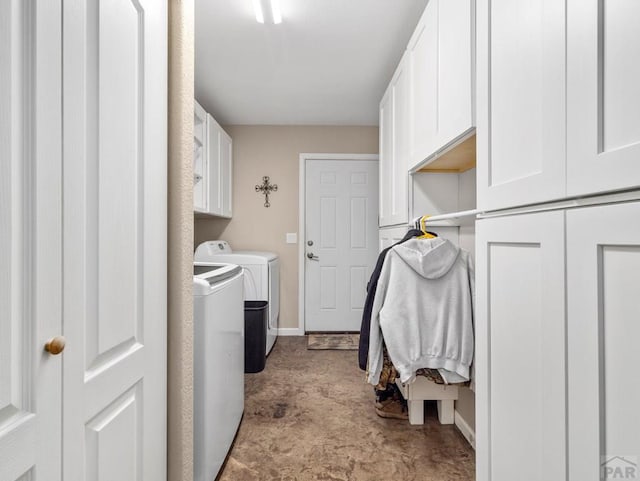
[195,0,429,126]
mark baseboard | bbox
[276,327,305,336]
[454,410,476,450]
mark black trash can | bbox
[244,301,268,373]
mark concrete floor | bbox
[218,337,475,481]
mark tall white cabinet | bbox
[476,1,640,480]
[378,0,478,438]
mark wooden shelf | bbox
[412,132,476,173]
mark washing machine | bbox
[193,262,244,481]
[195,240,280,355]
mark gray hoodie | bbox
[367,237,474,386]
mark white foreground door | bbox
[305,159,379,332]
[62,1,167,480]
[0,1,63,478]
[1,0,167,479]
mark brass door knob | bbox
[44,336,66,355]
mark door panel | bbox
[476,212,566,481]
[305,160,379,331]
[85,386,141,480]
[0,0,62,479]
[477,0,566,210]
[567,202,640,481]
[62,1,167,480]
[567,0,640,196]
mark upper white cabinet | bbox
[567,0,640,196]
[408,0,474,169]
[194,100,208,212]
[193,101,233,218]
[379,53,409,227]
[476,0,566,211]
[380,0,476,225]
[206,114,233,218]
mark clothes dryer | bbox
[195,240,280,354]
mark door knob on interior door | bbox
[44,336,66,355]
[306,252,320,261]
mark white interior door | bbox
[62,1,167,480]
[0,1,63,478]
[304,159,379,332]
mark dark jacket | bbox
[358,229,423,370]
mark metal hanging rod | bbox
[412,209,482,225]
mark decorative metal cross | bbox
[255,176,278,207]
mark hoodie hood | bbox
[392,237,460,279]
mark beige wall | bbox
[168,1,194,480]
[195,125,379,330]
[456,386,476,431]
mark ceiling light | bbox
[253,0,282,25]
[253,0,264,23]
[271,0,282,24]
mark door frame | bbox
[296,153,379,335]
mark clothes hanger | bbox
[416,215,437,239]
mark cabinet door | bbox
[378,88,393,227]
[408,0,438,166]
[379,90,393,226]
[477,0,566,211]
[379,56,409,227]
[438,0,474,148]
[207,114,222,216]
[567,1,640,196]
[220,129,233,218]
[476,212,566,481]
[567,202,640,481]
[378,226,407,252]
[391,55,409,226]
[194,101,208,212]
